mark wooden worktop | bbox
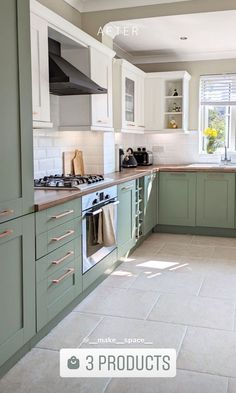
[34,164,236,211]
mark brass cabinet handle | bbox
[33,111,38,115]
[0,209,14,217]
[50,210,74,219]
[97,120,108,124]
[51,230,75,242]
[0,229,13,239]
[127,123,135,126]
[121,185,133,191]
[52,268,75,284]
[138,125,145,128]
[52,251,74,265]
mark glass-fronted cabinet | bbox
[125,77,135,123]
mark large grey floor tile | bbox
[206,258,236,275]
[36,312,102,350]
[82,316,186,352]
[0,348,109,393]
[100,265,139,288]
[157,243,214,258]
[192,235,236,247]
[174,257,214,275]
[148,293,235,330]
[105,369,227,393]
[121,254,183,274]
[74,286,159,319]
[228,378,236,393]
[199,273,236,300]
[178,326,236,377]
[131,271,204,295]
[212,246,236,261]
[146,233,193,245]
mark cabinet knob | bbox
[0,209,14,217]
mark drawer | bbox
[36,217,82,259]
[37,259,82,331]
[0,200,23,225]
[0,217,24,245]
[36,199,81,234]
[118,180,135,193]
[36,238,82,283]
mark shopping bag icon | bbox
[67,355,80,369]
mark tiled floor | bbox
[1,233,236,392]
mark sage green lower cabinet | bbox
[0,215,35,368]
[143,173,158,235]
[159,172,196,226]
[117,180,136,257]
[196,173,235,228]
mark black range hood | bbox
[48,38,107,96]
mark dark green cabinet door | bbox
[159,172,196,226]
[0,0,33,223]
[117,180,136,257]
[143,173,157,235]
[0,215,35,367]
[196,173,235,228]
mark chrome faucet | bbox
[221,145,231,165]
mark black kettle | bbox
[122,148,138,168]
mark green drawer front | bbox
[159,172,196,226]
[37,259,81,331]
[196,173,235,228]
[36,237,82,282]
[36,199,82,235]
[0,199,23,224]
[36,217,82,259]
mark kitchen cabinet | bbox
[59,46,114,131]
[145,71,191,132]
[0,0,34,223]
[143,173,158,235]
[196,173,235,228]
[159,172,196,226]
[30,12,52,128]
[117,180,136,257]
[113,59,146,133]
[0,215,35,368]
[35,200,83,330]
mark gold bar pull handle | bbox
[50,209,74,219]
[51,230,75,242]
[0,209,14,217]
[52,251,74,265]
[52,268,75,284]
[0,229,13,239]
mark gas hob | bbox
[34,174,113,190]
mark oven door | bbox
[82,199,119,274]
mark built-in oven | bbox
[82,185,118,274]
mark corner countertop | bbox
[34,164,236,211]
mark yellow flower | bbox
[203,128,218,138]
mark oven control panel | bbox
[82,185,118,211]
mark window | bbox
[199,74,236,154]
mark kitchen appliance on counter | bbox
[122,147,138,168]
[134,147,153,166]
[34,174,113,191]
[82,185,119,274]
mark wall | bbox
[81,0,236,40]
[37,0,82,28]
[33,96,115,178]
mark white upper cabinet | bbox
[113,59,146,133]
[59,46,114,131]
[30,13,52,128]
[145,71,191,133]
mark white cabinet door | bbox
[145,77,165,131]
[136,74,145,131]
[122,67,137,131]
[90,48,113,129]
[30,13,51,125]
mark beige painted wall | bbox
[81,0,236,40]
[37,0,82,28]
[137,59,236,131]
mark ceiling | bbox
[64,0,192,13]
[107,11,236,63]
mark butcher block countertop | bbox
[34,164,236,211]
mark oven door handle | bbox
[85,208,102,217]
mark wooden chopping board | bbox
[73,150,85,176]
[63,151,76,175]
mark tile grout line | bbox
[102,378,112,393]
[227,377,230,393]
[178,367,231,382]
[78,316,105,349]
[144,293,162,321]
[176,325,188,357]
[232,303,236,332]
[196,274,206,297]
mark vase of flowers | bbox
[203,128,219,154]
